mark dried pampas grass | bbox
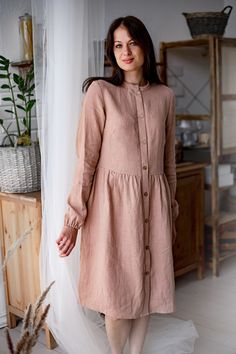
[1,221,38,271]
[5,281,55,354]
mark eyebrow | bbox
[114,39,134,43]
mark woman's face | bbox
[113,25,144,75]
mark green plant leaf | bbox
[16,104,26,111]
[13,73,20,84]
[27,68,34,82]
[4,109,14,114]
[0,118,3,125]
[18,82,26,93]
[0,55,8,61]
[17,94,25,101]
[22,117,27,126]
[2,97,13,102]
[1,84,10,89]
[0,62,9,70]
[27,84,35,92]
[26,99,36,112]
[0,74,8,78]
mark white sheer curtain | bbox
[31,1,199,353]
[31,1,109,353]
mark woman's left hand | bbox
[56,225,78,257]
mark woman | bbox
[56,15,179,354]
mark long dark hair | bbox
[82,16,162,92]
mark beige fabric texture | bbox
[64,79,179,319]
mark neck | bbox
[124,70,146,86]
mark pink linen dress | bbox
[64,79,179,319]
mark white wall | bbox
[224,0,236,36]
[0,0,31,60]
[105,0,235,58]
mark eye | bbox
[129,40,137,46]
[114,43,122,49]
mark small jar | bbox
[19,13,33,61]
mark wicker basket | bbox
[183,6,233,38]
[0,143,41,193]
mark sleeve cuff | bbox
[64,215,83,230]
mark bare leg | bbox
[129,315,150,354]
[105,315,132,354]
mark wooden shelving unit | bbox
[160,36,236,276]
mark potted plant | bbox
[0,55,41,193]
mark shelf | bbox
[161,37,236,50]
[183,144,210,150]
[205,212,236,227]
[208,250,236,268]
[220,231,236,239]
[176,114,210,121]
[11,60,33,67]
[205,183,235,191]
[161,38,210,49]
[219,250,236,261]
[160,36,236,276]
[221,147,236,156]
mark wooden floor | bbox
[1,256,236,354]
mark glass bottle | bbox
[19,13,33,61]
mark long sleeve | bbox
[164,91,179,221]
[64,81,106,229]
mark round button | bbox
[142,139,146,144]
[145,218,149,223]
[136,90,141,95]
[140,113,144,118]
[143,165,147,170]
[144,192,148,197]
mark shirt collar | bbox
[122,80,150,92]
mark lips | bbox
[122,58,134,64]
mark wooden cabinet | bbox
[0,192,56,349]
[174,162,205,279]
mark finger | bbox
[60,245,74,257]
[60,243,75,257]
[60,239,73,255]
[56,234,67,245]
[56,235,63,244]
[57,235,70,249]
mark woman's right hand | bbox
[56,225,78,257]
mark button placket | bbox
[135,89,151,314]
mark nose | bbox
[123,44,132,56]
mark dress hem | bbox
[78,299,175,320]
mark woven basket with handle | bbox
[183,6,233,38]
[0,142,41,193]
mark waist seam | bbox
[96,165,164,177]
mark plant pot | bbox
[0,142,41,193]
